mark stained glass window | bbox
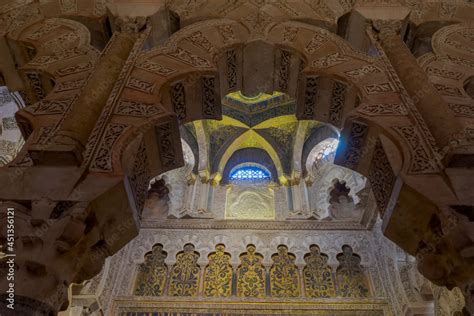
[230,164,271,182]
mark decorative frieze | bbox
[364,82,395,94]
[448,103,474,117]
[90,123,127,171]
[425,66,463,80]
[186,31,213,53]
[115,100,163,117]
[170,81,186,120]
[25,99,72,115]
[357,103,408,116]
[278,50,291,92]
[225,49,238,90]
[156,122,178,169]
[126,240,372,301]
[55,79,85,92]
[329,81,347,127]
[129,141,151,215]
[56,62,93,77]
[126,77,155,94]
[339,121,368,170]
[305,34,328,54]
[25,71,45,100]
[30,48,84,65]
[312,53,348,69]
[393,126,438,174]
[216,24,235,43]
[344,65,382,80]
[41,32,78,50]
[167,47,211,68]
[136,60,177,77]
[27,22,60,40]
[434,84,464,97]
[302,76,319,119]
[202,76,216,117]
[368,140,395,217]
[282,26,298,43]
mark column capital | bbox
[372,19,404,41]
[115,16,148,33]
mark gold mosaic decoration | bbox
[168,244,201,296]
[303,244,336,298]
[203,244,233,297]
[269,245,300,297]
[133,244,168,296]
[336,245,370,298]
[236,244,266,298]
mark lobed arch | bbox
[165,0,356,32]
[403,0,474,28]
[90,18,424,223]
[112,18,408,159]
[2,17,99,152]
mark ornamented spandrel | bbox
[134,244,168,296]
[237,244,266,298]
[203,244,232,297]
[269,245,300,297]
[168,244,201,296]
[336,245,370,298]
[303,245,336,298]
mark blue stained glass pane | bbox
[230,166,270,182]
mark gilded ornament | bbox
[133,244,168,296]
[203,244,233,297]
[168,243,201,296]
[270,245,300,297]
[237,244,266,298]
[303,244,336,298]
[336,245,370,297]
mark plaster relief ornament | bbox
[336,245,370,297]
[168,244,201,296]
[237,244,266,298]
[133,244,168,296]
[270,245,301,297]
[203,244,233,297]
[303,244,336,298]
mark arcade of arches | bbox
[0,0,473,315]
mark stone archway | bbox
[0,1,474,314]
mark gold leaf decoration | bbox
[303,244,336,298]
[203,244,233,297]
[134,244,168,296]
[336,245,370,297]
[236,244,266,298]
[168,243,201,296]
[269,245,300,297]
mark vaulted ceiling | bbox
[182,91,338,184]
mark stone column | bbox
[193,171,212,217]
[373,20,463,150]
